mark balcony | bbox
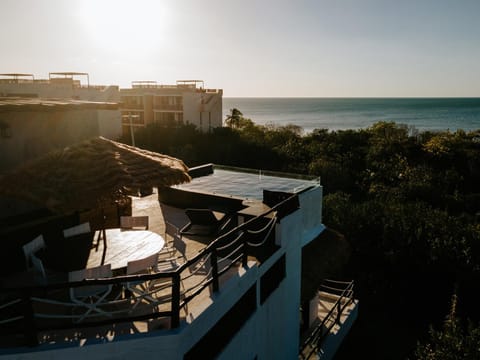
[153,104,182,111]
[120,103,144,110]
[0,165,315,348]
[0,165,324,358]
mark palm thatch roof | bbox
[0,136,191,214]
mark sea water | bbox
[223,98,480,133]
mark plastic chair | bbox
[63,222,91,238]
[30,254,47,281]
[120,216,149,230]
[165,221,180,244]
[125,253,161,309]
[68,264,112,323]
[22,235,46,270]
[59,223,93,272]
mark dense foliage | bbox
[122,113,480,359]
[415,293,480,360]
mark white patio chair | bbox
[120,216,149,230]
[125,253,162,310]
[22,235,49,282]
[22,235,46,270]
[68,264,112,323]
[30,253,47,281]
[165,220,180,244]
[158,234,187,270]
[63,222,91,238]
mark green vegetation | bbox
[415,293,480,360]
[122,117,480,359]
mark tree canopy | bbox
[122,118,480,359]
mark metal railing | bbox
[0,195,298,347]
[299,279,355,360]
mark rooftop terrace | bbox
[176,165,320,200]
[0,165,311,353]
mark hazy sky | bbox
[1,0,479,97]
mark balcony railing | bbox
[0,194,299,348]
[299,279,355,360]
[153,104,182,111]
[120,103,144,110]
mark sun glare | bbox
[78,0,170,53]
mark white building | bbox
[120,80,223,136]
[0,164,357,359]
[0,72,121,140]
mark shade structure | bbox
[0,136,191,214]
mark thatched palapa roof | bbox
[0,136,191,213]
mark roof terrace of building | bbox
[0,72,117,91]
[0,73,35,84]
[177,164,320,201]
[0,164,320,353]
[124,80,221,94]
[0,97,119,112]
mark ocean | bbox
[222,98,480,133]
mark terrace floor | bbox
[0,189,258,349]
[128,188,257,329]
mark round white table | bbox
[87,229,165,271]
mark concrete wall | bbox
[298,186,324,246]
[0,83,119,102]
[97,109,122,140]
[0,82,121,140]
[0,109,100,172]
[183,91,222,131]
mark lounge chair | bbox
[179,208,233,238]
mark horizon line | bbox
[223,96,480,99]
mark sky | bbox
[1,0,480,97]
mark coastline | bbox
[222,97,480,133]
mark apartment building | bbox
[0,72,121,140]
[120,80,223,136]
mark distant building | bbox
[0,97,119,218]
[0,72,121,140]
[120,80,223,137]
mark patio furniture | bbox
[63,222,91,238]
[30,254,47,282]
[120,216,149,230]
[164,220,180,244]
[87,229,165,272]
[157,240,186,272]
[180,208,233,239]
[48,223,93,272]
[22,235,46,270]
[161,221,182,253]
[68,264,113,323]
[125,253,160,310]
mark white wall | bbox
[97,109,122,140]
[298,186,325,246]
[183,91,222,131]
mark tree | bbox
[225,108,243,128]
[415,293,480,360]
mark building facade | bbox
[120,80,223,136]
[0,73,121,140]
